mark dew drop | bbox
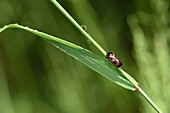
[25,26,29,28]
[81,25,87,31]
[87,39,91,44]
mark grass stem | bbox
[138,88,162,113]
[50,0,106,55]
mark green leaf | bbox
[0,24,136,90]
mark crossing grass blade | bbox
[0,24,136,91]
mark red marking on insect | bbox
[135,86,139,91]
[106,52,122,67]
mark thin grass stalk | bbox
[138,88,162,113]
[50,0,106,55]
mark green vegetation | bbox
[0,0,169,113]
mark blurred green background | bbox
[0,0,170,113]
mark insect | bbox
[106,52,122,67]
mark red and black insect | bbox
[106,52,122,67]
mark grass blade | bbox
[0,24,136,91]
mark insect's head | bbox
[106,52,113,58]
